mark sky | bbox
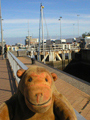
[1,0,90,45]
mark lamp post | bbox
[58,16,62,40]
[77,15,80,38]
[73,24,75,38]
[0,0,4,59]
[41,4,44,52]
[28,21,30,47]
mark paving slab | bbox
[0,56,17,105]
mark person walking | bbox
[31,51,35,64]
[4,44,7,59]
[0,46,2,55]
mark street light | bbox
[77,15,80,38]
[58,16,62,40]
[1,20,4,58]
[73,24,75,38]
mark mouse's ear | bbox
[51,73,57,81]
[17,69,26,78]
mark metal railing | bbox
[28,44,80,52]
[7,51,28,83]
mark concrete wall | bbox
[81,49,90,61]
[11,50,27,57]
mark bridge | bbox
[0,51,90,120]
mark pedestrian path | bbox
[0,55,17,105]
[18,56,90,120]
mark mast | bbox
[0,0,4,59]
[41,4,45,63]
[41,4,44,52]
[38,4,41,61]
[38,3,44,62]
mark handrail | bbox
[7,51,28,83]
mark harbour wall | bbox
[64,49,90,83]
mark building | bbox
[25,36,38,46]
[85,36,90,48]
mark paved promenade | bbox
[0,55,90,120]
[0,55,17,105]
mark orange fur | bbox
[0,66,77,120]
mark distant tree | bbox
[82,32,90,38]
[87,32,90,36]
[82,32,87,38]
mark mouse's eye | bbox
[28,77,32,82]
[45,78,48,82]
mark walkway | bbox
[18,56,90,120]
[0,55,17,105]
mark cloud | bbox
[3,19,39,24]
[80,14,90,19]
[3,15,90,25]
[2,17,90,39]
